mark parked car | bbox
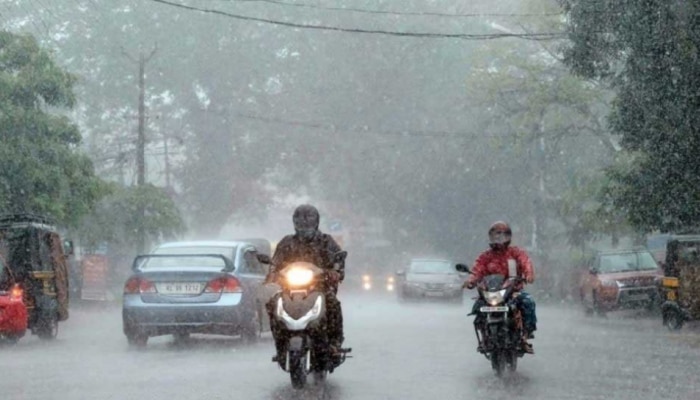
[578,248,662,315]
[122,240,270,347]
[396,258,464,303]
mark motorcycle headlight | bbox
[387,276,395,283]
[284,267,314,287]
[485,289,506,306]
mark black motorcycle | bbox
[457,263,528,376]
[259,251,351,389]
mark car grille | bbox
[618,277,656,287]
[619,287,656,303]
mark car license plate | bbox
[425,291,445,297]
[157,282,202,295]
[480,306,508,312]
[627,293,649,302]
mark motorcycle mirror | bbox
[455,263,471,273]
[257,254,272,264]
[333,251,348,263]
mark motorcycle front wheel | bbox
[506,351,518,372]
[289,350,309,389]
[491,350,506,377]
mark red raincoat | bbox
[466,246,534,290]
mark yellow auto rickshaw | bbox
[0,213,71,339]
[659,235,700,330]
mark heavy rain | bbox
[1,0,700,399]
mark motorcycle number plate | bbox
[480,306,508,312]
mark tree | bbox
[0,31,102,227]
[560,0,700,233]
[77,183,185,253]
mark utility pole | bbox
[163,132,171,189]
[122,45,157,254]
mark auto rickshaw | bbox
[0,213,71,340]
[659,235,700,331]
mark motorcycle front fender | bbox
[276,293,326,331]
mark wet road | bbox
[2,292,700,400]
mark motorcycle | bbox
[456,263,528,377]
[258,251,351,389]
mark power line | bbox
[148,0,565,41]
[214,0,563,18]
[197,108,485,139]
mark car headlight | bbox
[284,267,314,287]
[600,279,619,288]
[485,289,506,306]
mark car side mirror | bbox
[63,240,75,256]
[257,254,272,264]
[455,263,471,274]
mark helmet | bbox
[488,221,512,251]
[293,204,320,240]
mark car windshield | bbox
[599,252,658,273]
[409,260,453,274]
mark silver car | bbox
[122,241,270,347]
[396,258,465,303]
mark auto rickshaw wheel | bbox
[663,308,685,331]
[0,333,21,345]
[36,313,59,340]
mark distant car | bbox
[578,248,662,315]
[357,272,395,293]
[396,259,464,303]
[122,241,270,347]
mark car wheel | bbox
[173,332,190,344]
[241,305,262,344]
[581,290,594,317]
[592,291,607,318]
[126,330,148,348]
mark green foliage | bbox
[0,31,101,227]
[561,1,700,233]
[78,183,185,253]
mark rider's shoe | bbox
[329,340,343,356]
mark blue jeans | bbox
[517,291,537,333]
